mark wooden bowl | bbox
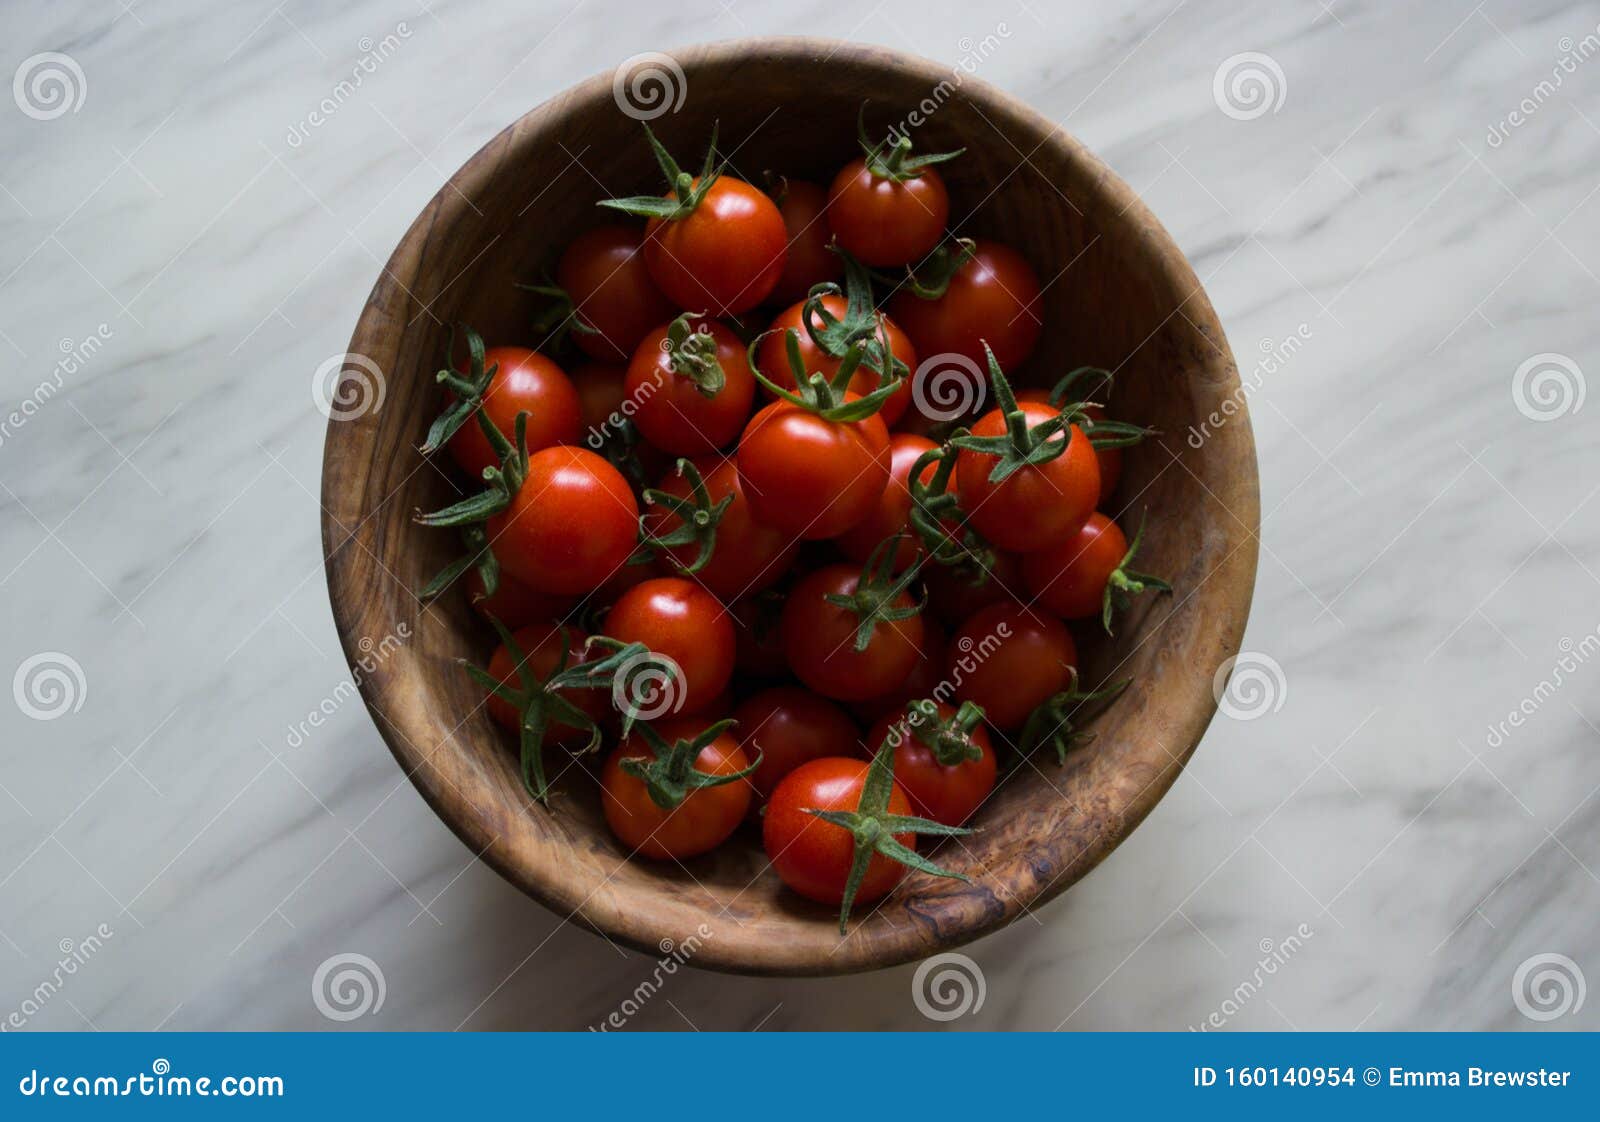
[321,38,1259,975]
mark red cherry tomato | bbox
[835,433,938,569]
[604,577,735,716]
[948,603,1077,731]
[1018,390,1121,506]
[827,159,949,268]
[488,446,639,595]
[644,459,797,601]
[1021,512,1133,620]
[755,296,915,427]
[889,241,1042,371]
[733,687,861,803]
[781,562,923,702]
[924,551,1027,628]
[601,717,751,859]
[465,566,575,630]
[764,757,918,905]
[555,225,676,361]
[736,398,890,540]
[448,347,582,478]
[867,702,997,827]
[644,176,786,315]
[849,616,946,723]
[768,179,841,304]
[570,361,629,433]
[955,409,1099,553]
[483,622,607,738]
[625,317,755,454]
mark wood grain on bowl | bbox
[320,38,1259,975]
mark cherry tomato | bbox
[465,566,575,630]
[924,551,1027,627]
[948,603,1077,731]
[625,317,755,454]
[736,397,890,540]
[755,296,915,427]
[889,241,1042,371]
[644,176,786,315]
[849,616,946,723]
[555,224,677,361]
[780,562,923,701]
[834,433,937,568]
[827,159,949,267]
[867,702,996,827]
[570,361,629,433]
[644,459,797,601]
[768,179,841,304]
[764,757,918,905]
[488,446,639,595]
[448,347,583,478]
[955,409,1100,553]
[604,577,735,716]
[733,687,861,803]
[1018,390,1121,506]
[1023,512,1144,621]
[601,716,751,859]
[483,622,606,738]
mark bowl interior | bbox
[322,39,1258,974]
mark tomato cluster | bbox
[415,117,1170,930]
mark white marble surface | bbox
[1,0,1598,1031]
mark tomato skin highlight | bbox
[867,702,997,827]
[603,577,735,717]
[625,318,756,455]
[489,446,640,596]
[736,398,891,540]
[827,159,949,267]
[1021,512,1130,621]
[556,224,677,361]
[448,347,583,478]
[834,433,938,569]
[768,180,841,304]
[644,459,797,601]
[955,410,1100,554]
[465,567,575,630]
[733,686,861,803]
[764,757,918,905]
[948,603,1077,731]
[644,176,786,315]
[601,717,751,859]
[780,563,923,702]
[888,240,1043,371]
[756,296,916,427]
[483,623,606,737]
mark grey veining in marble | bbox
[1,0,1598,1031]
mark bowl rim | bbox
[321,35,1260,975]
